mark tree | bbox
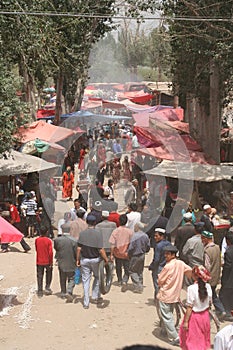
[0,57,30,154]
[1,1,161,125]
[161,0,233,163]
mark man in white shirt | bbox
[214,312,233,350]
[126,203,141,231]
[70,198,87,221]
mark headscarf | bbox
[193,265,211,283]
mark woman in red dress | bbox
[62,166,74,201]
[122,155,132,182]
[78,146,86,173]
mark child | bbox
[179,265,212,350]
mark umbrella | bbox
[144,160,233,182]
[16,120,76,143]
[0,150,59,176]
[20,139,65,154]
[43,87,56,93]
[0,217,23,243]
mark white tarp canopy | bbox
[144,160,233,182]
[0,150,58,176]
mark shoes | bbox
[170,337,180,346]
[133,287,143,294]
[92,297,103,304]
[44,288,52,295]
[24,248,31,253]
[61,293,66,299]
[83,305,89,309]
[121,283,127,292]
[224,313,233,322]
[218,311,226,321]
[1,249,9,253]
[37,291,43,298]
[65,293,73,303]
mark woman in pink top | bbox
[179,265,212,350]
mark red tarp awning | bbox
[37,109,55,119]
[116,90,154,104]
[16,120,76,143]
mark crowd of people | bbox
[1,121,233,349]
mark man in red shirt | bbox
[108,210,120,227]
[3,199,31,253]
[35,226,53,297]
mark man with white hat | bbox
[148,228,171,298]
[96,211,117,256]
[175,212,195,261]
[200,204,214,232]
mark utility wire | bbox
[0,11,232,22]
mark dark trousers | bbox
[37,265,53,292]
[129,254,145,287]
[115,258,130,284]
[20,238,30,251]
[211,285,225,313]
[219,287,233,312]
[14,222,30,251]
[1,238,30,251]
[58,269,75,295]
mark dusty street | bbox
[0,183,228,350]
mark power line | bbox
[0,11,232,22]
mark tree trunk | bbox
[54,70,64,126]
[188,60,221,164]
[18,59,37,119]
[209,58,221,164]
[72,76,86,112]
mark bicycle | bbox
[155,298,220,334]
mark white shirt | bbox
[126,211,141,231]
[214,324,233,350]
[132,135,139,148]
[70,207,87,221]
[186,282,212,312]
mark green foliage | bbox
[161,0,233,108]
[0,58,30,154]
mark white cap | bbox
[203,204,211,210]
[154,228,166,234]
[183,212,193,220]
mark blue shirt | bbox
[150,239,171,271]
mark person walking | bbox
[109,214,133,291]
[219,231,233,321]
[35,226,53,297]
[148,228,171,298]
[179,265,212,350]
[200,204,214,232]
[201,230,226,320]
[54,228,78,302]
[77,214,109,309]
[182,222,205,267]
[21,192,37,238]
[62,165,74,201]
[128,222,150,293]
[157,245,192,346]
[4,199,31,252]
[175,212,195,261]
[96,211,117,256]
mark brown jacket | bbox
[204,242,221,286]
